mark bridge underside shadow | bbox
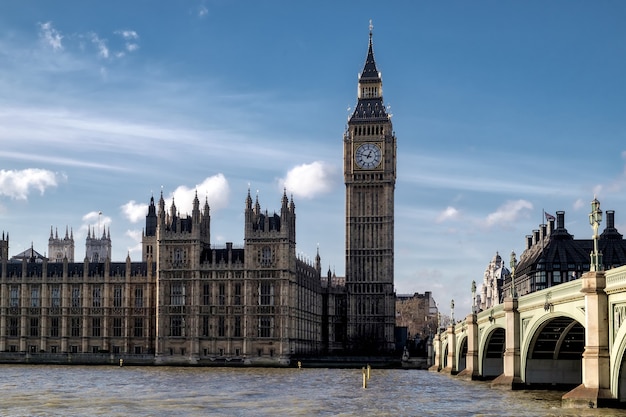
[483,328,504,379]
[526,316,584,387]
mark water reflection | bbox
[0,365,625,416]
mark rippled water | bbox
[1,365,626,416]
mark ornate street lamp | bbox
[450,299,455,325]
[510,250,517,298]
[471,280,476,314]
[589,197,603,272]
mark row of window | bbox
[170,282,274,306]
[170,315,274,338]
[5,317,145,338]
[5,285,144,309]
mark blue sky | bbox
[1,1,625,315]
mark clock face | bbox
[355,143,382,169]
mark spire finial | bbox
[369,19,373,34]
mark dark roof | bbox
[349,30,389,123]
[350,99,389,121]
[515,230,626,278]
[360,32,380,81]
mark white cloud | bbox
[80,211,112,239]
[592,184,603,198]
[121,200,149,223]
[125,229,143,257]
[38,22,63,51]
[166,174,230,215]
[198,5,209,17]
[436,206,460,223]
[485,199,533,227]
[573,198,586,211]
[280,161,338,199]
[115,30,139,53]
[0,169,63,200]
[116,30,138,40]
[90,33,109,59]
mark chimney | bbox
[526,235,533,250]
[556,211,565,230]
[548,217,555,234]
[606,210,615,230]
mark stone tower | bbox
[243,189,299,359]
[343,23,397,353]
[48,226,75,262]
[85,225,111,263]
[142,195,158,262]
[154,191,210,359]
[0,231,8,262]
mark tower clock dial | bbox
[355,143,382,169]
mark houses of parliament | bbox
[0,26,400,365]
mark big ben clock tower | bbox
[344,22,396,353]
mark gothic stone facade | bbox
[0,191,330,365]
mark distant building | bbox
[48,227,75,263]
[395,292,438,341]
[502,210,626,298]
[85,226,111,263]
[476,252,510,311]
[9,245,46,263]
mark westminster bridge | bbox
[429,265,626,408]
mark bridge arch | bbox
[523,312,584,386]
[610,316,626,401]
[456,336,468,373]
[480,326,505,378]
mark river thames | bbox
[1,365,626,416]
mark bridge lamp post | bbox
[589,197,603,272]
[509,251,517,299]
[450,299,455,325]
[471,281,476,314]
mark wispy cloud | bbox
[37,21,138,64]
[280,161,338,199]
[114,30,139,54]
[38,22,63,51]
[121,201,149,223]
[80,211,112,240]
[161,174,231,216]
[198,5,209,18]
[0,168,64,200]
[436,206,460,223]
[90,33,109,58]
[125,229,143,256]
[485,199,533,227]
[0,150,129,172]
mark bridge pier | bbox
[562,271,614,408]
[428,332,442,372]
[441,325,457,374]
[491,297,522,389]
[457,313,479,380]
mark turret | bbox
[0,231,8,262]
[145,195,157,237]
[192,190,200,225]
[158,191,166,224]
